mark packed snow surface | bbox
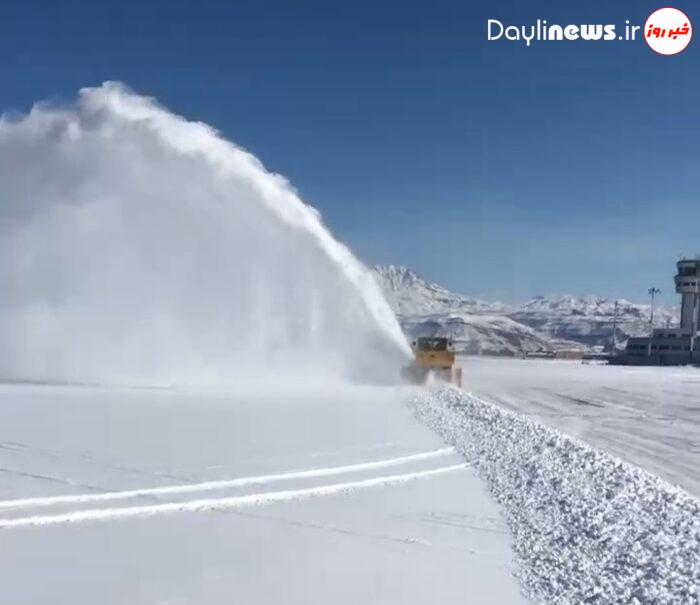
[0,84,409,387]
[466,358,700,495]
[412,387,699,604]
[0,383,527,604]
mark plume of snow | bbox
[0,83,410,387]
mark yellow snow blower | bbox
[403,336,462,387]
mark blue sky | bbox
[0,0,697,305]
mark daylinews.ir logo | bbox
[487,20,638,46]
[487,7,692,55]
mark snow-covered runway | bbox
[464,357,700,495]
[0,382,526,604]
[3,361,696,603]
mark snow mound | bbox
[412,388,699,604]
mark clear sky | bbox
[0,0,697,305]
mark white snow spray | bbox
[0,83,410,387]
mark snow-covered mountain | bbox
[400,313,586,356]
[373,265,506,316]
[373,265,676,355]
[373,266,580,355]
[511,295,676,348]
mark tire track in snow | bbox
[0,466,106,493]
[0,463,468,529]
[0,447,455,511]
[0,440,198,482]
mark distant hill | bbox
[373,265,676,355]
[511,294,676,349]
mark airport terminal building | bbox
[617,259,700,366]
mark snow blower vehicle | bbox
[403,336,462,387]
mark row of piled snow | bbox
[411,388,699,604]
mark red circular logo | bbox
[645,7,692,55]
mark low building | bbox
[554,349,585,360]
[613,259,700,366]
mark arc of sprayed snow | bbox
[0,463,468,529]
[0,447,455,511]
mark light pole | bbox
[691,282,698,359]
[647,287,661,357]
[611,300,619,354]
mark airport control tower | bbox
[675,259,700,335]
[617,258,700,366]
